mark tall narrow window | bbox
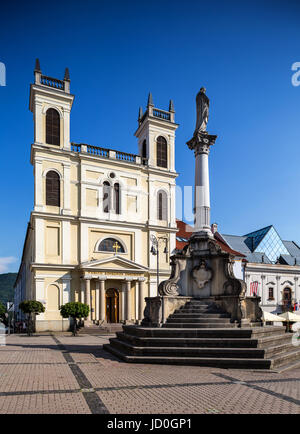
[157,190,167,221]
[103,181,110,213]
[156,136,167,168]
[46,171,60,206]
[114,183,120,214]
[46,108,60,146]
[142,139,147,165]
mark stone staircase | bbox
[103,300,300,370]
[78,322,123,335]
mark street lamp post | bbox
[150,235,168,325]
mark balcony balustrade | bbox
[40,75,65,90]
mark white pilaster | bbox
[35,218,44,263]
[35,277,45,320]
[34,159,44,211]
[61,276,71,305]
[62,163,71,214]
[62,220,71,264]
[63,108,71,150]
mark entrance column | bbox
[125,279,132,322]
[84,276,92,321]
[138,278,145,321]
[99,276,107,323]
[80,278,85,303]
[95,279,100,321]
[121,282,126,322]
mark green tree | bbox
[60,302,89,336]
[19,300,45,336]
[0,301,6,324]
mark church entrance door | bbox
[106,288,119,323]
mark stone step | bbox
[109,338,268,359]
[274,358,300,373]
[123,325,253,338]
[116,332,259,348]
[257,333,292,349]
[264,342,297,358]
[166,317,231,324]
[176,308,221,314]
[103,344,272,369]
[270,348,300,368]
[162,323,236,328]
[170,313,230,319]
[251,326,286,338]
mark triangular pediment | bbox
[80,255,148,272]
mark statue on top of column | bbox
[194,87,209,135]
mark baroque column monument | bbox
[154,88,261,324]
[104,90,300,370]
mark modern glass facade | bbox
[244,226,289,263]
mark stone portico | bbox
[79,255,148,325]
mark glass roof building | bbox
[222,225,300,265]
[243,226,290,263]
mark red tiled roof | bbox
[176,219,245,258]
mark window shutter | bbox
[46,171,60,206]
[46,109,60,146]
[156,136,167,168]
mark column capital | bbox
[98,276,107,281]
[83,274,93,280]
[261,275,266,280]
[124,277,134,282]
[276,275,281,281]
[138,277,146,282]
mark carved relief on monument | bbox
[192,260,212,290]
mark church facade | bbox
[14,61,178,331]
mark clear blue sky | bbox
[0,0,300,273]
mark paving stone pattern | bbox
[0,334,299,414]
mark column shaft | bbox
[100,279,106,321]
[85,279,91,321]
[126,281,131,321]
[194,151,211,233]
[95,280,100,321]
[138,280,144,320]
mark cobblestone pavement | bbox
[0,334,299,414]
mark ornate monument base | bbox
[156,232,262,327]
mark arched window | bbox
[46,171,60,206]
[156,136,167,168]
[113,183,120,214]
[157,190,168,221]
[98,238,125,253]
[46,108,60,146]
[103,181,110,213]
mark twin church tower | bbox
[14,60,179,331]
